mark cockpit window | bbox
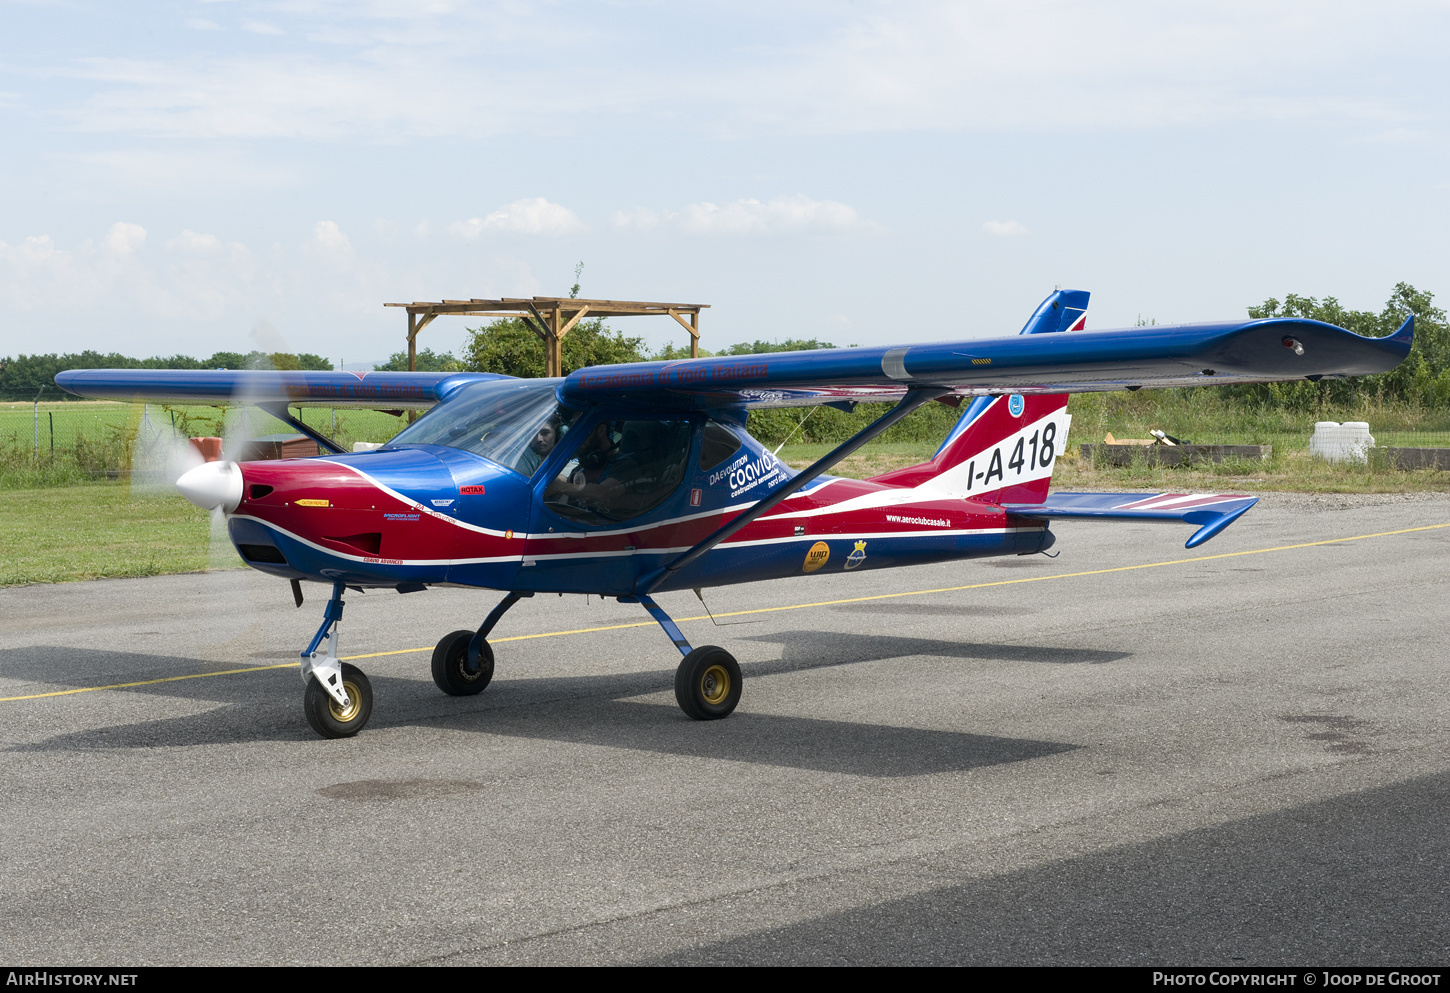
[544,417,693,525]
[389,379,579,474]
[698,421,743,471]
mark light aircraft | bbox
[56,290,1413,738]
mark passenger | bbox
[514,413,561,476]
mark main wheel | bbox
[303,663,373,739]
[674,646,742,721]
[431,629,494,696]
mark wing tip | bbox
[1183,497,1257,548]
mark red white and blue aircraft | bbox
[56,290,1413,738]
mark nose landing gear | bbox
[304,662,373,738]
[298,581,373,738]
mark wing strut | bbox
[258,402,348,455]
[638,387,949,594]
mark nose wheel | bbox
[303,662,373,738]
[297,581,374,738]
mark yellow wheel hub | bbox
[700,664,731,705]
[329,680,362,723]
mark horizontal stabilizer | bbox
[53,369,512,408]
[1001,492,1258,548]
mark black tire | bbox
[674,646,742,721]
[431,629,494,696]
[303,662,373,739]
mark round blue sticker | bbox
[1008,394,1025,417]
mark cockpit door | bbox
[521,413,698,595]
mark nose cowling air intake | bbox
[177,460,243,513]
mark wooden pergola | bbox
[383,296,710,378]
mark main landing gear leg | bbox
[299,581,373,738]
[432,591,534,697]
[628,595,742,721]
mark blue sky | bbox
[2,1,1446,365]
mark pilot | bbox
[569,421,619,485]
[514,413,561,476]
[544,421,626,512]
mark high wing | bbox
[1002,492,1258,549]
[559,316,1414,410]
[52,369,511,408]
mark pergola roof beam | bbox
[388,295,709,377]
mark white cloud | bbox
[0,222,365,325]
[62,148,297,198]
[451,198,583,237]
[104,222,147,255]
[614,196,863,237]
[983,220,1029,237]
[166,230,225,255]
[309,220,354,267]
[2,235,61,265]
[42,3,1439,143]
[185,18,221,31]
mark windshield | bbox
[389,378,578,474]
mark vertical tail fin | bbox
[869,289,1086,503]
[1018,287,1089,335]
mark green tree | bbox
[650,341,715,360]
[374,347,461,372]
[206,351,252,370]
[1,351,208,399]
[293,353,335,371]
[201,351,333,371]
[721,338,836,355]
[462,317,646,378]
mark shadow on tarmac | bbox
[640,769,1450,965]
[4,629,1110,774]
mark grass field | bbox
[1065,388,1450,448]
[0,482,218,586]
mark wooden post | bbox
[407,311,418,371]
[547,306,563,378]
[669,308,701,358]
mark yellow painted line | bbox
[4,520,1448,703]
[0,662,298,702]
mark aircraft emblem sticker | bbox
[802,541,830,573]
[845,540,867,570]
[1008,394,1025,417]
[460,485,486,495]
